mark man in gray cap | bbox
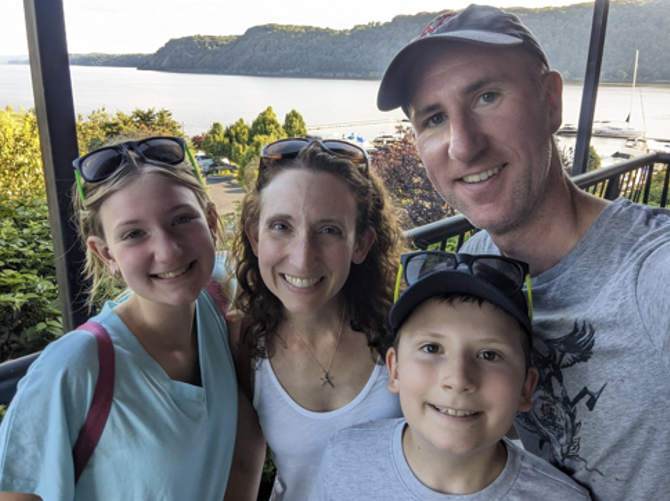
[378,5,670,501]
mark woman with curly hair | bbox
[225,138,406,500]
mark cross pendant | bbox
[321,371,335,388]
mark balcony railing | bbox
[405,152,670,250]
[1,151,668,405]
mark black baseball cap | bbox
[377,4,548,112]
[389,268,532,337]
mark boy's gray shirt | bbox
[461,198,670,501]
[313,418,590,500]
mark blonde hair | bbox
[71,141,227,307]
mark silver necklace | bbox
[293,309,346,388]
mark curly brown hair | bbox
[233,140,407,361]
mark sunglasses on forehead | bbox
[260,138,369,173]
[72,136,203,202]
[393,250,533,320]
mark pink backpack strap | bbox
[204,277,230,319]
[72,320,115,484]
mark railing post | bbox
[572,0,609,176]
[642,165,653,204]
[603,175,620,200]
[661,165,670,208]
[24,0,89,330]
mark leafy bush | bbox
[647,167,669,207]
[371,126,452,229]
[0,194,62,361]
[0,107,45,199]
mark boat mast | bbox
[626,49,639,123]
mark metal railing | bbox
[1,152,668,405]
[405,152,670,251]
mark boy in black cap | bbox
[313,251,590,500]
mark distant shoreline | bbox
[4,62,670,86]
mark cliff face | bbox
[73,1,670,83]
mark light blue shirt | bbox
[0,289,237,500]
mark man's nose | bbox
[448,113,487,164]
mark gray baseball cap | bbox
[377,4,548,112]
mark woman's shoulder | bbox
[21,305,121,391]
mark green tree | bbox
[76,107,183,154]
[202,122,230,161]
[0,107,44,199]
[283,109,307,137]
[227,118,250,146]
[249,106,284,142]
[225,118,251,165]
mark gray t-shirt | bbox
[462,198,670,501]
[313,418,590,500]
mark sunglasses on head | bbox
[72,136,203,202]
[260,138,369,173]
[393,250,533,319]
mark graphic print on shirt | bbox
[517,320,606,477]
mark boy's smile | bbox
[386,297,537,484]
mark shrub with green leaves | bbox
[0,194,63,361]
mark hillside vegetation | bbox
[37,0,670,82]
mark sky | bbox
[2,0,590,56]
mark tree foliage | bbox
[371,126,452,229]
[77,107,183,154]
[250,106,284,142]
[0,107,44,199]
[559,143,602,173]
[283,109,307,137]
[0,194,62,361]
[199,108,307,188]
[92,1,670,83]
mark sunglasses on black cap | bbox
[393,250,533,320]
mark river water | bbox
[2,63,669,154]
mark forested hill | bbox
[77,0,670,83]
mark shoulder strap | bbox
[72,320,115,484]
[204,277,230,319]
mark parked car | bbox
[195,153,237,176]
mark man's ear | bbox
[352,226,376,265]
[205,202,219,243]
[542,70,563,133]
[385,346,400,394]
[518,367,539,412]
[244,219,259,257]
[87,236,118,274]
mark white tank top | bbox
[253,357,402,500]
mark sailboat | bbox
[558,49,645,140]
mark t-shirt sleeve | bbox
[636,240,670,368]
[0,331,99,497]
